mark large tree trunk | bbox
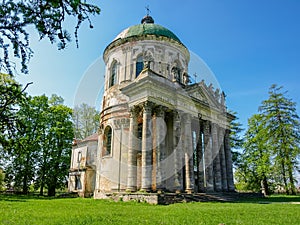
[22,153,30,194]
[287,162,296,195]
[280,155,289,194]
[39,168,45,196]
[47,183,56,197]
[261,175,269,196]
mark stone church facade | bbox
[69,15,235,198]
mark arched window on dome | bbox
[136,55,144,77]
[103,126,112,156]
[109,61,117,88]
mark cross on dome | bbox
[141,5,154,24]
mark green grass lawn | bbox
[0,194,299,225]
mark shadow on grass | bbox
[0,193,59,202]
[236,194,300,204]
[265,195,300,202]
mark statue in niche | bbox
[171,67,181,83]
[143,51,154,69]
[183,73,190,85]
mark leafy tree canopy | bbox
[0,0,100,75]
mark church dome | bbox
[114,23,182,44]
[103,15,188,62]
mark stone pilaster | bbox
[141,102,153,191]
[126,106,139,192]
[173,111,183,192]
[184,113,194,193]
[155,106,166,191]
[219,127,228,191]
[204,120,214,192]
[212,123,222,192]
[225,129,235,191]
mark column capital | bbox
[182,113,192,122]
[129,106,140,118]
[154,106,167,118]
[142,101,154,114]
[211,122,219,130]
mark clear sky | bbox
[17,0,300,129]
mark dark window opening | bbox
[103,126,112,156]
[109,62,117,87]
[75,175,82,190]
[136,56,144,77]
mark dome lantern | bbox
[141,15,154,24]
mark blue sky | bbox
[17,0,300,129]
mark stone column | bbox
[173,111,183,192]
[212,123,222,192]
[155,106,166,192]
[197,127,205,192]
[126,107,139,192]
[204,120,214,192]
[225,129,235,191]
[141,102,153,191]
[219,127,228,191]
[184,114,194,193]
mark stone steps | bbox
[157,192,263,204]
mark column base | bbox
[156,188,167,194]
[206,187,214,192]
[126,187,137,193]
[139,188,152,193]
[185,189,193,194]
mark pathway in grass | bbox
[0,195,299,225]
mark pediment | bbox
[189,88,207,103]
[187,83,224,110]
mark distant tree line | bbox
[0,74,99,196]
[232,85,300,195]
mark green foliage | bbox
[0,169,5,191]
[4,95,49,193]
[1,77,74,195]
[0,73,29,146]
[229,111,244,150]
[0,196,300,225]
[235,114,274,195]
[259,85,300,195]
[235,84,300,195]
[0,0,100,75]
[44,101,74,196]
[73,103,99,140]
[228,111,244,167]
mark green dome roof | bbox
[114,23,182,44]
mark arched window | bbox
[103,126,112,156]
[136,55,144,77]
[109,62,117,87]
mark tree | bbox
[229,111,244,167]
[5,95,49,193]
[31,95,73,196]
[44,100,73,196]
[259,84,300,195]
[0,73,30,146]
[2,93,73,195]
[236,114,273,195]
[73,103,99,140]
[0,168,5,191]
[0,0,100,75]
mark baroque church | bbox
[68,14,235,200]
